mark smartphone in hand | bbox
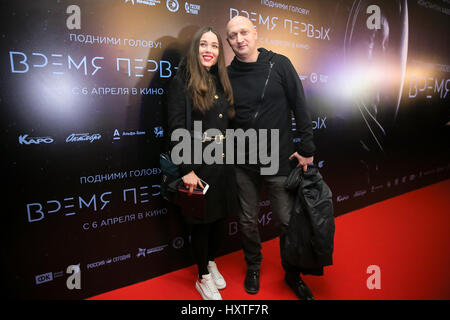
[179,179,209,195]
[200,179,209,194]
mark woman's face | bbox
[198,31,219,70]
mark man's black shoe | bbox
[285,273,314,300]
[244,269,260,294]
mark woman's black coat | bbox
[166,61,238,224]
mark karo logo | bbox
[35,272,53,285]
[19,134,54,145]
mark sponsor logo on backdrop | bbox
[127,1,190,14]
[371,184,384,192]
[185,2,200,15]
[66,133,101,143]
[113,129,146,141]
[353,190,367,198]
[310,72,318,83]
[153,126,164,138]
[166,0,179,12]
[299,72,328,84]
[336,195,349,202]
[19,134,54,145]
[137,248,146,257]
[136,245,168,258]
[35,272,53,285]
[87,254,131,269]
[172,236,186,249]
[336,165,450,205]
[125,0,160,6]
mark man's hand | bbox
[182,171,204,196]
[289,152,314,172]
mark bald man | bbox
[226,16,316,300]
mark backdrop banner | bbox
[1,0,449,299]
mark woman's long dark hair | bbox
[186,26,234,117]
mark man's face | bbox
[226,17,258,61]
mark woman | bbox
[167,26,236,300]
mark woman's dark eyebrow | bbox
[200,40,219,45]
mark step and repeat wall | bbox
[2,0,449,299]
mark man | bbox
[226,16,316,300]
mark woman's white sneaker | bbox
[207,261,226,289]
[195,273,222,300]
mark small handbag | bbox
[164,177,207,218]
[159,153,180,202]
[159,94,191,202]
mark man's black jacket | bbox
[282,165,335,275]
[227,48,316,176]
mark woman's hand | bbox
[182,171,204,196]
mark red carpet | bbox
[89,179,450,300]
